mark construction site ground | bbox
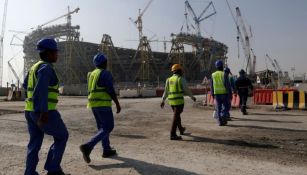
[0,95,307,175]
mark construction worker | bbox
[235,69,253,115]
[80,53,121,163]
[211,60,232,126]
[23,38,69,175]
[160,64,196,140]
[224,67,236,120]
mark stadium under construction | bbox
[21,3,228,95]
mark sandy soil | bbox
[0,96,306,175]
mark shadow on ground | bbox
[113,134,147,139]
[249,112,306,117]
[231,117,302,124]
[183,134,278,149]
[227,124,307,133]
[89,156,201,175]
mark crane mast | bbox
[130,0,153,40]
[0,0,8,86]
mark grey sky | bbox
[1,0,307,85]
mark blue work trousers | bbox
[86,108,114,151]
[24,110,69,175]
[215,94,230,124]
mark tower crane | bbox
[129,0,153,40]
[36,7,80,29]
[235,7,256,76]
[184,0,216,38]
[0,0,8,86]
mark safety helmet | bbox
[36,38,58,53]
[239,69,246,74]
[215,60,223,68]
[93,53,107,66]
[171,64,182,72]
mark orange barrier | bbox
[253,89,274,105]
[254,89,297,105]
[205,92,238,108]
[231,94,240,108]
[206,93,215,106]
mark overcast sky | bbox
[1,0,307,85]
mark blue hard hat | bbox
[215,60,223,68]
[36,38,58,53]
[93,53,107,66]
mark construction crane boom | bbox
[0,0,8,86]
[266,54,283,87]
[184,0,216,37]
[235,7,255,76]
[139,0,153,18]
[8,61,20,83]
[37,7,80,29]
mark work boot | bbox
[103,149,117,158]
[80,144,92,163]
[218,118,227,126]
[179,127,186,135]
[47,170,70,175]
[170,135,182,140]
[242,111,248,115]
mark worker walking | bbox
[80,53,121,163]
[23,38,69,175]
[160,64,196,140]
[211,60,232,126]
[235,69,253,115]
[224,67,236,120]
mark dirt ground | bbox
[0,96,307,175]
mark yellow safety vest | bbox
[167,74,184,106]
[25,61,59,111]
[212,71,227,95]
[87,69,112,108]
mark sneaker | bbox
[79,144,91,163]
[179,127,186,135]
[47,170,70,175]
[103,149,117,158]
[170,135,182,140]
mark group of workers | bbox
[210,60,253,126]
[23,38,253,175]
[23,38,120,175]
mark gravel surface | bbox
[0,96,306,175]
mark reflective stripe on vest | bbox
[212,71,227,95]
[25,61,59,111]
[87,69,112,108]
[167,74,184,106]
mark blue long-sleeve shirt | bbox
[96,69,115,95]
[210,71,232,95]
[23,62,58,113]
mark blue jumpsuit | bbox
[210,73,232,124]
[23,62,69,175]
[85,70,115,151]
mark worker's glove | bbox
[160,101,165,109]
[37,112,49,128]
